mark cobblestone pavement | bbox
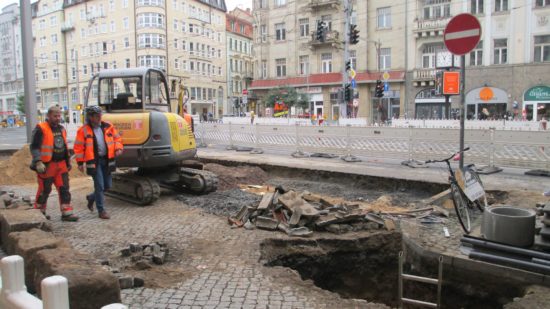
[28,178,387,309]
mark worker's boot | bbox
[98,211,110,220]
[86,195,95,212]
[61,214,79,222]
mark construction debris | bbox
[228,188,448,236]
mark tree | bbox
[16,95,25,114]
[264,86,310,111]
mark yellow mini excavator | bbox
[83,67,217,205]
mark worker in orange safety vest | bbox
[74,106,123,219]
[30,106,79,221]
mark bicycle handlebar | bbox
[425,147,470,164]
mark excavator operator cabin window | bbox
[144,70,169,112]
[99,76,143,110]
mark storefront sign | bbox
[443,71,460,95]
[479,87,494,102]
[524,86,550,101]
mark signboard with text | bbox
[443,71,460,95]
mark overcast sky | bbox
[1,0,252,11]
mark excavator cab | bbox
[84,67,216,205]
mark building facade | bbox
[250,0,406,123]
[25,0,229,120]
[406,0,550,121]
[251,0,550,122]
[226,7,254,115]
[0,4,23,121]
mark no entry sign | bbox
[444,14,481,56]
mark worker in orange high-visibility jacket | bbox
[74,106,123,220]
[30,106,79,222]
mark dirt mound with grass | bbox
[203,163,269,191]
[0,145,87,185]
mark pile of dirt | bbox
[0,145,87,185]
[203,163,269,191]
[177,189,262,216]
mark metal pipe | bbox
[461,236,550,261]
[402,274,438,285]
[469,250,550,275]
[398,251,403,309]
[532,258,550,267]
[20,0,38,142]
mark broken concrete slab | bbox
[365,213,385,226]
[279,191,320,217]
[288,227,313,237]
[117,275,134,289]
[288,206,302,227]
[8,228,70,293]
[0,208,51,247]
[258,192,275,211]
[34,247,121,309]
[384,219,396,231]
[315,209,364,227]
[255,216,279,230]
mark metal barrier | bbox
[196,123,550,170]
[0,255,127,309]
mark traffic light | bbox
[349,24,359,45]
[344,83,352,101]
[375,80,384,98]
[345,60,351,71]
[434,70,443,95]
[316,21,325,42]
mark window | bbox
[377,7,391,29]
[495,0,508,12]
[50,16,57,27]
[125,59,131,68]
[299,55,309,75]
[175,58,179,69]
[321,15,332,31]
[138,55,166,69]
[275,23,286,41]
[423,0,451,19]
[261,60,267,78]
[138,33,166,48]
[275,58,286,77]
[470,41,483,66]
[51,34,58,44]
[274,0,286,7]
[258,0,267,9]
[40,37,46,47]
[536,0,550,7]
[534,35,550,62]
[123,17,129,29]
[240,24,245,33]
[260,25,267,42]
[110,21,116,32]
[379,48,391,70]
[422,43,444,68]
[83,65,87,75]
[124,37,130,48]
[52,51,59,62]
[137,0,164,7]
[493,39,507,64]
[349,50,357,69]
[39,19,45,30]
[137,13,165,28]
[109,0,115,11]
[321,53,332,73]
[174,19,179,30]
[122,0,128,8]
[42,70,48,80]
[230,21,235,32]
[471,0,484,14]
[53,69,59,79]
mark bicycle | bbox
[425,147,488,234]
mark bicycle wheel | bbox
[468,169,487,212]
[451,182,471,233]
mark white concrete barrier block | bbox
[101,304,129,309]
[1,255,26,292]
[42,275,70,309]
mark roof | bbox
[250,71,405,90]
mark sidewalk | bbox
[198,147,548,193]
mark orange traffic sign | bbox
[443,71,460,95]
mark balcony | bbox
[413,68,436,87]
[308,30,341,49]
[60,21,74,32]
[305,0,340,11]
[413,17,451,38]
[188,51,212,61]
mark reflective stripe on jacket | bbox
[73,121,123,175]
[37,122,67,163]
[183,113,194,132]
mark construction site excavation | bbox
[1,147,549,308]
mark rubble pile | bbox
[228,186,406,237]
[0,189,33,208]
[105,242,169,289]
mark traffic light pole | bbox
[20,0,38,142]
[342,0,351,118]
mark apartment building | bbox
[251,0,550,122]
[407,0,550,121]
[0,4,24,121]
[250,0,406,122]
[32,0,68,114]
[25,0,228,119]
[226,7,254,115]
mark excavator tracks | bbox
[174,167,218,195]
[106,172,161,206]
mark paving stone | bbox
[0,208,51,247]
